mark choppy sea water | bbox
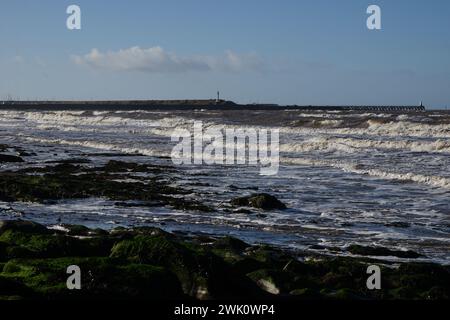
[0,108,449,264]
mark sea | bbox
[0,108,449,264]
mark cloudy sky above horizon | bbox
[1,0,450,107]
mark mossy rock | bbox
[393,263,450,294]
[348,245,422,259]
[247,269,292,295]
[0,220,50,236]
[388,286,418,300]
[421,286,449,300]
[130,226,175,238]
[1,257,184,299]
[0,276,34,297]
[110,234,265,299]
[0,163,211,212]
[61,224,108,237]
[213,236,250,253]
[398,263,450,279]
[245,245,294,270]
[111,234,209,298]
[289,288,323,299]
[0,218,448,300]
[231,257,265,275]
[324,288,368,300]
[0,229,116,259]
[0,154,24,163]
[231,193,287,210]
[210,237,251,264]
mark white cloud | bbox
[13,55,24,64]
[72,46,264,73]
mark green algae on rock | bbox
[0,161,212,212]
[0,219,449,301]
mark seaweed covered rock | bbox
[247,269,291,295]
[0,219,448,301]
[389,263,450,299]
[110,234,266,299]
[212,236,250,253]
[2,257,184,299]
[231,193,287,210]
[348,245,422,259]
[61,224,108,237]
[0,154,24,163]
[0,222,116,260]
[0,220,50,236]
[0,162,212,212]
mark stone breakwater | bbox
[0,100,426,111]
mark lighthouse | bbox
[216,91,220,104]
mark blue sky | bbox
[0,0,449,107]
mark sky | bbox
[0,0,449,108]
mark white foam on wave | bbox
[0,110,176,129]
[22,135,450,189]
[0,110,201,138]
[281,136,450,154]
[282,120,450,139]
[23,136,171,158]
[3,109,449,139]
[284,157,450,189]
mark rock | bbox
[247,269,291,295]
[61,224,108,237]
[2,257,184,299]
[46,158,91,164]
[62,224,91,236]
[246,245,295,269]
[0,162,211,212]
[110,234,265,299]
[289,288,323,299]
[398,262,449,277]
[231,193,287,210]
[231,258,266,275]
[228,185,259,191]
[101,160,176,174]
[0,223,116,259]
[211,237,251,264]
[422,286,449,300]
[325,288,368,300]
[0,219,448,300]
[18,151,36,157]
[0,220,50,236]
[110,234,210,298]
[213,237,250,253]
[0,276,33,298]
[347,245,422,259]
[395,263,450,297]
[385,222,411,228]
[309,245,326,250]
[0,154,24,163]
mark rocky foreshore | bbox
[0,219,448,300]
[0,145,449,300]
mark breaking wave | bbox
[284,157,450,189]
[281,137,450,154]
